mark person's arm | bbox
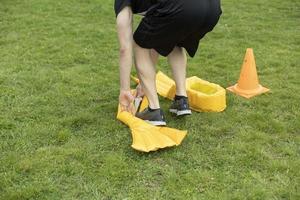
[116,7,135,112]
[116,6,133,91]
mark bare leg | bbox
[168,46,187,97]
[134,42,160,109]
[135,49,159,97]
[150,49,159,65]
[135,49,159,76]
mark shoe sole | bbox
[169,109,192,116]
[145,120,167,126]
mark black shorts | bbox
[133,0,222,57]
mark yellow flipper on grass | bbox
[186,76,226,112]
[117,91,187,153]
[132,71,226,112]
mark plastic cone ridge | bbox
[237,48,259,90]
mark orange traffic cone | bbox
[227,48,270,98]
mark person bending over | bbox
[116,0,222,126]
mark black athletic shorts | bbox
[115,0,222,57]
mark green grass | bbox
[0,0,299,199]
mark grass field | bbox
[0,0,299,199]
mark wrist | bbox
[119,72,131,92]
[120,81,131,91]
[120,87,131,92]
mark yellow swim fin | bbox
[186,76,226,112]
[155,71,176,100]
[131,71,226,112]
[131,75,140,84]
[117,92,187,153]
[156,71,226,112]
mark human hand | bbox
[119,90,135,114]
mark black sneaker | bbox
[135,107,167,126]
[169,97,192,116]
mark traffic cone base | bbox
[227,84,270,99]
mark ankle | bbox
[148,106,160,112]
[175,95,188,100]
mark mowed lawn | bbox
[0,0,299,199]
